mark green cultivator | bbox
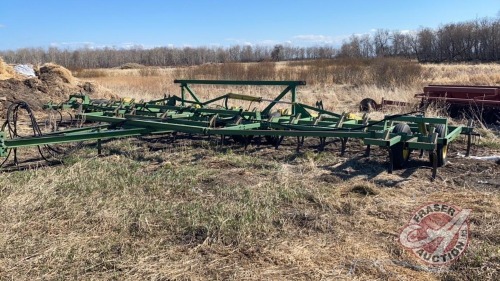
[0,80,476,179]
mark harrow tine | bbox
[340,137,348,156]
[364,144,371,157]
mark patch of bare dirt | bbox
[0,60,116,111]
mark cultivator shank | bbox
[1,80,476,179]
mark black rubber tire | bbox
[264,135,280,146]
[231,135,253,144]
[430,124,448,167]
[484,109,500,125]
[391,123,412,168]
[359,98,378,112]
[494,110,500,125]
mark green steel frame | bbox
[2,80,476,179]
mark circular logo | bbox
[399,202,471,266]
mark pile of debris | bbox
[0,57,114,111]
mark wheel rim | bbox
[402,147,410,161]
[442,144,448,159]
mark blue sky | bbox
[0,0,498,50]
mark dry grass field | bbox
[1,60,499,280]
[77,60,500,116]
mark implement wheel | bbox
[391,123,412,168]
[429,124,448,167]
[231,135,253,144]
[264,135,280,146]
[359,98,378,112]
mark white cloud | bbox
[49,41,95,49]
[224,38,283,46]
[120,42,145,49]
[0,24,5,28]
[257,39,279,46]
[61,41,96,48]
[225,38,246,44]
[292,34,349,46]
[292,34,333,43]
[61,41,94,45]
[226,38,257,46]
[351,29,417,39]
[49,41,152,50]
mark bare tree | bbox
[339,36,362,58]
[271,45,283,61]
[373,29,391,57]
[2,17,499,68]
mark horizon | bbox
[0,0,499,51]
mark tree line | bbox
[0,45,337,69]
[339,18,500,62]
[1,18,499,68]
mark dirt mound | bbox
[119,63,145,69]
[37,63,76,85]
[0,61,116,110]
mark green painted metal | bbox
[183,85,202,104]
[174,80,306,86]
[407,141,437,151]
[4,128,148,148]
[446,126,463,143]
[391,115,448,125]
[0,131,6,157]
[363,135,403,147]
[1,80,476,178]
[262,86,294,115]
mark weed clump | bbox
[348,184,380,196]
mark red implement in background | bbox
[417,85,500,123]
[418,85,500,107]
[360,85,500,124]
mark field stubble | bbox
[1,134,498,280]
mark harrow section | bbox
[1,80,476,179]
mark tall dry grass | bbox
[74,60,500,116]
[422,63,500,85]
[172,58,423,88]
[0,56,16,80]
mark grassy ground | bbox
[1,136,498,280]
[1,61,499,280]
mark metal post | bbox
[387,147,394,173]
[364,145,371,157]
[466,119,473,157]
[431,151,437,180]
[97,127,102,155]
[97,139,102,156]
[340,137,348,156]
[181,85,185,106]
